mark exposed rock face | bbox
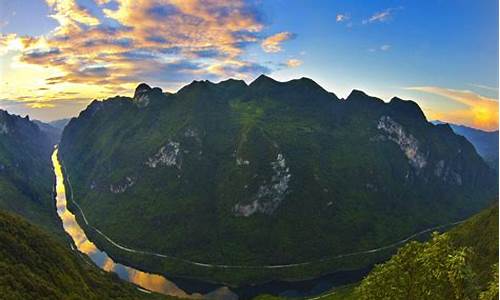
[133,83,152,108]
[236,157,250,166]
[434,160,463,185]
[0,123,8,135]
[110,176,135,194]
[145,141,181,169]
[234,153,291,217]
[377,116,427,169]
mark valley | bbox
[0,1,497,299]
[57,77,497,285]
[0,76,497,299]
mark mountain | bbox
[58,75,498,285]
[0,110,60,235]
[0,209,171,300]
[49,118,71,130]
[33,118,71,144]
[33,120,61,145]
[437,121,498,170]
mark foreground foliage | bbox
[353,204,498,300]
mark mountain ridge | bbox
[59,75,497,285]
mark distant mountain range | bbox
[33,118,70,145]
[58,75,498,285]
[432,121,498,170]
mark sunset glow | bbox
[0,1,498,130]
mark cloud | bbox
[336,13,350,22]
[380,44,391,51]
[28,102,56,108]
[261,32,294,53]
[2,0,281,101]
[368,44,391,52]
[286,59,302,68]
[469,83,498,92]
[406,86,499,131]
[46,0,101,27]
[363,8,397,24]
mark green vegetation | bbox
[59,76,497,285]
[0,110,61,236]
[315,204,498,300]
[0,209,173,300]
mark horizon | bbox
[16,74,500,133]
[0,0,498,130]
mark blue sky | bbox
[0,0,498,130]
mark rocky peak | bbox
[389,97,427,120]
[133,83,163,108]
[134,83,152,99]
[249,74,279,88]
[346,89,385,105]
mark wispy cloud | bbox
[406,86,499,131]
[286,59,302,68]
[469,83,499,92]
[336,13,350,22]
[380,44,391,51]
[261,32,295,53]
[363,8,398,24]
[368,44,391,52]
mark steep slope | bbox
[33,120,62,145]
[49,118,70,130]
[59,76,497,284]
[0,110,60,235]
[432,120,498,170]
[260,204,498,300]
[353,204,498,300]
[0,210,171,300]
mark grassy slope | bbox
[0,210,174,300]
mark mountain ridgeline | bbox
[59,75,497,284]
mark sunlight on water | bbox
[51,148,203,298]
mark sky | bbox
[0,0,498,131]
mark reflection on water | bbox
[52,148,209,298]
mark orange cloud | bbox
[261,32,294,53]
[286,59,302,68]
[406,86,499,131]
[1,0,277,110]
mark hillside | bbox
[59,75,497,284]
[353,203,498,299]
[257,204,499,299]
[0,110,60,235]
[433,120,498,170]
[0,210,173,300]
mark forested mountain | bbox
[59,76,497,284]
[0,110,59,235]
